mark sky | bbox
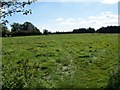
[5,0,119,32]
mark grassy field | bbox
[2,34,118,88]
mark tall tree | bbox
[43,29,48,35]
[11,22,21,32]
[11,22,42,36]
[0,23,10,37]
[87,27,95,33]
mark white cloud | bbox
[37,0,98,2]
[55,18,64,22]
[60,18,76,25]
[37,0,119,4]
[87,12,118,29]
[100,0,119,4]
[54,12,118,31]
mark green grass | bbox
[2,34,118,88]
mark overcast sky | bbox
[6,0,119,32]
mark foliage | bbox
[0,0,37,25]
[11,22,42,36]
[96,26,120,33]
[73,27,95,33]
[2,34,118,88]
[0,24,10,37]
[1,25,120,37]
[51,26,119,34]
[43,29,49,35]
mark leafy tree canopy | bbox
[11,22,42,36]
[0,23,10,37]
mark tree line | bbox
[50,26,120,35]
[0,22,42,37]
[0,22,120,37]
